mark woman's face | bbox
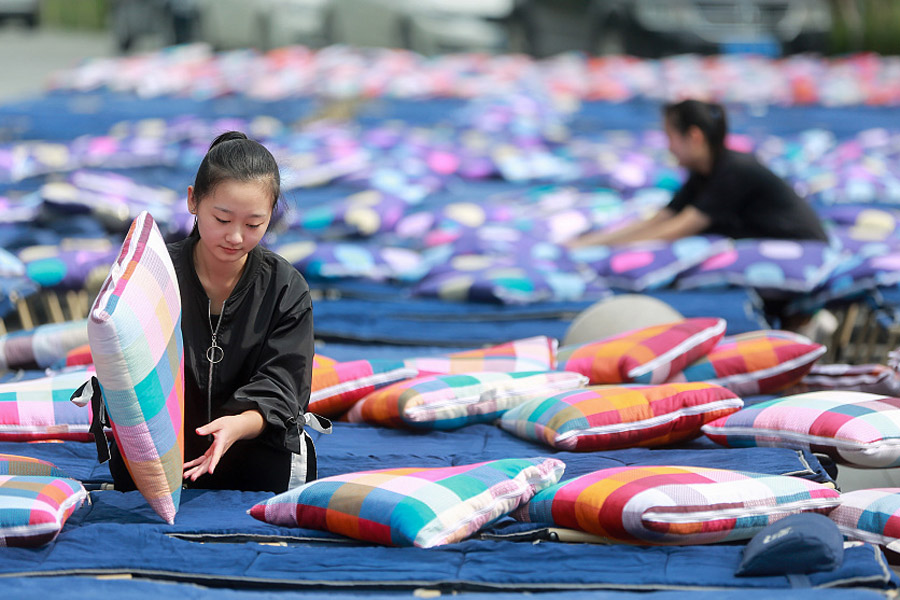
[188,178,272,268]
[664,119,708,172]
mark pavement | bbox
[0,23,116,103]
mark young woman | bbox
[109,130,326,493]
[570,99,828,247]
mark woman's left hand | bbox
[183,409,266,481]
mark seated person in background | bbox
[569,99,828,248]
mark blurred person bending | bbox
[570,99,827,247]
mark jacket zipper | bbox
[207,298,226,432]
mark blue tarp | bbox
[311,286,768,346]
[0,420,832,487]
[0,492,893,592]
[2,578,894,600]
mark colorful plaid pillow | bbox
[557,318,726,385]
[402,336,558,375]
[783,363,900,397]
[0,319,88,371]
[312,354,337,369]
[513,465,841,545]
[668,330,826,395]
[88,211,183,524]
[498,382,742,451]
[0,367,95,441]
[249,457,565,547]
[702,391,900,468]
[0,475,87,547]
[828,488,900,551]
[309,359,419,417]
[346,371,588,430]
[0,454,69,478]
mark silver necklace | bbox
[207,299,225,364]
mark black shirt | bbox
[666,149,828,242]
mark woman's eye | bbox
[247,224,262,229]
[215,217,229,224]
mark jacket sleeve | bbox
[225,285,313,453]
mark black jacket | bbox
[107,232,316,493]
[169,232,314,464]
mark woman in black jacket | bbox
[110,130,326,493]
[570,99,827,246]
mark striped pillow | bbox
[88,211,183,524]
[513,465,841,545]
[557,318,725,385]
[829,488,900,551]
[498,383,742,451]
[249,457,565,547]
[0,475,87,547]
[702,391,900,468]
[668,330,825,395]
[309,359,418,417]
[346,371,588,430]
[0,454,69,478]
[403,336,558,375]
[0,367,95,441]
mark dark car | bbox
[588,0,833,57]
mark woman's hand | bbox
[183,409,266,482]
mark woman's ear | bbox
[187,186,197,214]
[687,125,707,147]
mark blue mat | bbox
[311,286,768,346]
[0,420,833,488]
[0,91,316,140]
[0,485,892,592]
[0,423,872,593]
[1,578,894,600]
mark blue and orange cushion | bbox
[512,465,841,545]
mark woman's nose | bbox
[226,227,242,245]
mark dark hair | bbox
[192,130,282,221]
[662,100,728,158]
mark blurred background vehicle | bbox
[587,0,834,57]
[329,0,517,55]
[106,0,845,59]
[0,0,40,28]
[197,0,330,51]
[110,0,196,52]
